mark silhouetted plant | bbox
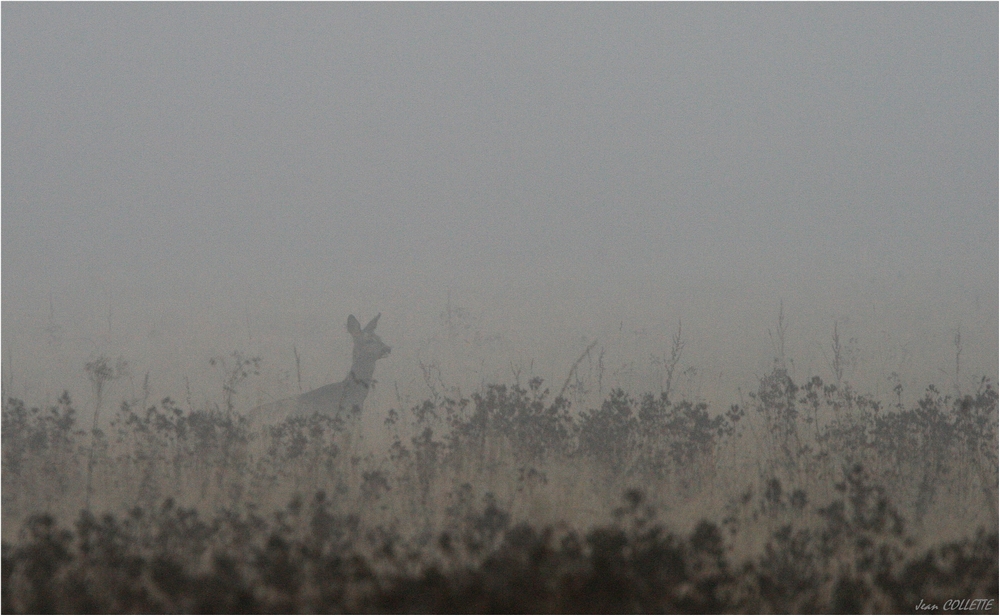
[2,394,86,520]
[632,392,742,490]
[751,365,806,480]
[867,381,998,527]
[578,388,638,476]
[209,352,261,415]
[253,413,344,502]
[448,379,574,468]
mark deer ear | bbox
[347,315,362,336]
[363,313,381,333]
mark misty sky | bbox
[3,4,997,415]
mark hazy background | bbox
[3,4,997,422]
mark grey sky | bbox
[3,4,997,414]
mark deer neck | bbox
[347,354,378,388]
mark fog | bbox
[3,3,997,418]
[3,7,998,609]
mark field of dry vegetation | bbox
[3,333,997,613]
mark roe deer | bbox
[252,314,391,424]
